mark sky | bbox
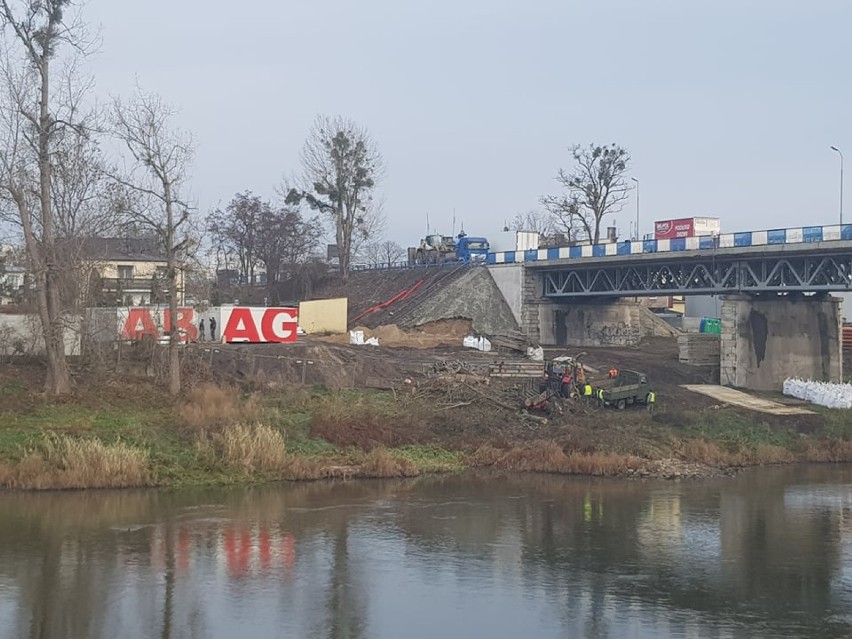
[80,0,852,246]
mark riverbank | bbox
[2,362,852,490]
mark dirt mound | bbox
[308,266,518,335]
[318,319,473,349]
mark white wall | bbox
[486,264,524,325]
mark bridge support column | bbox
[720,295,842,391]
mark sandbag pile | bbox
[783,378,852,409]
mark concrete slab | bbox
[680,385,814,415]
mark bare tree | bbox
[510,210,554,235]
[207,191,262,286]
[287,115,384,279]
[255,205,322,304]
[540,143,631,244]
[0,0,96,394]
[110,88,195,396]
[362,240,405,265]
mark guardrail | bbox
[349,259,484,272]
[488,224,852,265]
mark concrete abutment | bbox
[720,294,842,391]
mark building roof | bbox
[76,237,167,262]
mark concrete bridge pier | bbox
[720,294,842,391]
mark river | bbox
[1,466,851,638]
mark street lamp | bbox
[631,177,640,240]
[831,146,844,226]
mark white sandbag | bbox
[463,336,479,349]
[365,337,379,346]
[783,377,852,409]
[349,330,365,345]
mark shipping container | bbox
[654,217,720,240]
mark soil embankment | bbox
[310,266,518,335]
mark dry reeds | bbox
[214,423,287,473]
[470,441,640,476]
[795,438,852,463]
[180,384,261,432]
[283,456,327,480]
[360,448,419,478]
[1,435,150,490]
[677,439,731,465]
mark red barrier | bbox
[351,279,425,324]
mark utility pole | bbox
[631,177,640,240]
[831,146,844,226]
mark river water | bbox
[1,466,852,638]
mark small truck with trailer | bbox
[597,370,655,410]
[408,232,490,265]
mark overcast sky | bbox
[84,0,851,245]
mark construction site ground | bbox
[2,332,851,489]
[198,335,831,455]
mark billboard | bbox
[117,306,299,344]
[220,307,298,343]
[654,217,720,240]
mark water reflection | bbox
[0,466,851,638]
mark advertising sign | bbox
[220,307,298,343]
[118,306,299,344]
[654,218,695,240]
[120,307,198,342]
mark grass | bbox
[3,376,852,490]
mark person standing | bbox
[209,316,217,341]
[198,318,206,342]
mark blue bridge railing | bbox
[488,223,852,265]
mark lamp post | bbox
[631,177,640,240]
[831,146,844,226]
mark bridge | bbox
[488,223,852,297]
[484,224,849,392]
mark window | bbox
[117,265,134,280]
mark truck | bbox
[654,217,720,240]
[408,232,490,265]
[597,369,654,410]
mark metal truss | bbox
[540,252,852,297]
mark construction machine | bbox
[408,232,490,265]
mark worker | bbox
[561,369,573,397]
[608,367,619,378]
[597,388,605,404]
[583,384,593,399]
[576,365,586,384]
[646,391,656,412]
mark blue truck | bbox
[408,232,490,265]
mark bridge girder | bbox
[540,252,852,298]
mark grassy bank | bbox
[1,373,852,490]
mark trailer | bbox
[408,232,489,265]
[597,370,655,410]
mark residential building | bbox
[77,237,185,307]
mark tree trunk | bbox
[165,187,180,397]
[37,51,70,395]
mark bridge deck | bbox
[514,240,852,298]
